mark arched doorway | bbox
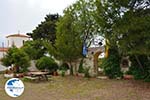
[87,46,105,76]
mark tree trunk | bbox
[15,66,20,73]
[69,62,74,75]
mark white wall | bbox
[7,37,29,48]
[0,51,6,59]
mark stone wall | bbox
[70,46,105,77]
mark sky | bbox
[0,0,76,47]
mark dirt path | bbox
[0,75,150,100]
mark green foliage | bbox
[1,46,30,73]
[59,63,69,77]
[95,0,150,55]
[29,14,60,45]
[12,49,30,72]
[59,63,69,71]
[66,0,100,46]
[22,0,150,80]
[1,46,18,66]
[94,0,150,80]
[21,40,46,60]
[61,70,65,77]
[113,10,150,55]
[38,0,100,75]
[101,48,123,79]
[45,0,99,61]
[44,10,83,62]
[78,59,84,73]
[45,8,83,75]
[1,56,11,67]
[26,14,60,61]
[36,56,58,73]
[94,0,122,47]
[55,11,83,61]
[127,55,150,81]
[128,66,145,80]
[23,77,31,82]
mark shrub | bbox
[59,63,69,71]
[36,56,58,73]
[127,66,144,79]
[1,46,30,73]
[61,70,65,77]
[101,48,123,79]
[128,55,150,82]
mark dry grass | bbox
[0,75,150,100]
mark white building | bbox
[0,33,30,59]
[0,48,7,59]
[6,34,30,48]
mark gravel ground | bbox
[0,75,150,100]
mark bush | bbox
[36,56,58,73]
[128,55,150,82]
[61,70,65,77]
[1,46,30,73]
[127,66,144,79]
[101,48,123,79]
[59,63,69,71]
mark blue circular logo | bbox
[5,78,24,97]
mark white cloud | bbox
[0,0,77,44]
[26,0,77,14]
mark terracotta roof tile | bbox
[0,48,8,52]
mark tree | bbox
[1,46,30,73]
[1,46,18,66]
[12,49,30,73]
[112,0,150,81]
[66,0,100,47]
[44,0,102,75]
[26,14,60,59]
[94,0,122,47]
[56,10,83,75]
[28,14,60,45]
[45,8,83,75]
[94,0,150,80]
[112,0,150,55]
[21,40,46,60]
[94,0,150,55]
[93,0,123,78]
